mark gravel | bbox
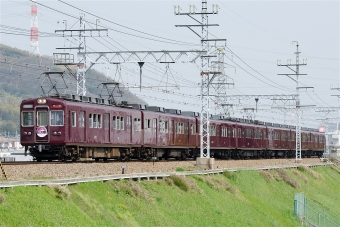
[1,158,324,181]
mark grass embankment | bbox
[0,166,339,226]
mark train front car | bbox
[20,97,66,161]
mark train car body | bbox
[20,96,325,161]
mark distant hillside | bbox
[0,44,147,135]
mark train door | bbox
[170,120,174,145]
[79,111,85,142]
[35,106,49,143]
[104,113,110,143]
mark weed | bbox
[175,167,185,172]
[49,185,71,200]
[277,169,300,188]
[223,171,238,181]
[292,169,308,183]
[0,193,4,204]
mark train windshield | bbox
[22,112,34,126]
[50,110,64,126]
[37,111,48,126]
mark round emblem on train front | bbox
[36,126,48,137]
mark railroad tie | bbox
[0,160,7,180]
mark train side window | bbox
[221,127,227,137]
[177,122,184,134]
[160,121,165,133]
[134,118,141,131]
[71,112,76,127]
[264,131,267,140]
[93,114,98,128]
[145,119,151,131]
[227,127,231,137]
[113,116,117,129]
[191,124,196,135]
[97,114,102,128]
[287,133,291,141]
[152,119,157,130]
[22,112,34,126]
[232,128,236,138]
[165,121,168,133]
[120,117,124,130]
[210,125,216,136]
[79,111,84,128]
[89,114,93,128]
[238,128,241,138]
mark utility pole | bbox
[175,1,225,159]
[278,42,310,162]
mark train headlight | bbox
[24,132,27,135]
[53,132,57,136]
[37,98,46,104]
[27,131,31,135]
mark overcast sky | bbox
[1,0,339,128]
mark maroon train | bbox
[20,95,325,161]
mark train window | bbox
[246,129,251,138]
[104,114,109,129]
[145,119,151,131]
[97,114,102,128]
[71,112,76,127]
[153,119,157,130]
[50,111,63,126]
[37,111,48,126]
[134,118,141,131]
[190,124,196,135]
[238,128,241,138]
[210,125,216,136]
[221,127,227,137]
[287,133,291,141]
[113,116,117,129]
[22,112,34,126]
[232,128,236,138]
[93,114,98,128]
[120,117,124,130]
[160,121,165,133]
[176,122,184,134]
[165,121,168,133]
[89,114,93,128]
[79,111,84,128]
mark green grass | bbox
[0,166,339,226]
